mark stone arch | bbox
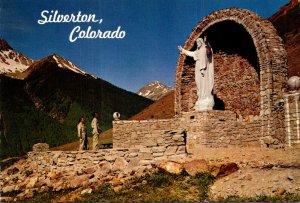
[175,8,288,137]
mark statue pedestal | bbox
[194,95,214,111]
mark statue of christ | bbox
[178,37,214,111]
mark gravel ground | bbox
[188,145,300,198]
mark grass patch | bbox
[188,172,215,201]
[0,190,22,197]
[24,188,77,202]
[81,171,215,202]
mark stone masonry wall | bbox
[113,119,187,161]
[214,52,260,117]
[181,111,262,154]
[113,110,265,155]
[27,147,187,177]
[186,51,260,117]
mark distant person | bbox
[77,117,88,150]
[91,112,101,150]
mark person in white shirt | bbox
[77,117,88,150]
[91,112,101,150]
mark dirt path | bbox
[188,145,300,198]
[210,167,299,198]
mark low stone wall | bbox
[181,111,262,153]
[113,110,265,155]
[27,147,187,174]
[113,119,187,160]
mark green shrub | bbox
[189,172,215,201]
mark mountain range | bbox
[0,40,153,159]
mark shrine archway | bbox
[175,8,288,137]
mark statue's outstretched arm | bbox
[178,46,195,58]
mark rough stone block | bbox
[128,153,138,158]
[144,139,158,147]
[104,155,117,162]
[157,137,165,144]
[152,152,164,157]
[152,146,166,153]
[167,154,187,162]
[128,157,140,168]
[139,147,151,153]
[172,134,183,141]
[164,146,178,155]
[139,152,153,160]
[112,157,128,171]
[139,160,154,166]
[177,146,186,153]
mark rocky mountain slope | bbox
[0,39,34,78]
[269,0,300,76]
[0,40,153,159]
[137,81,172,101]
[131,90,175,120]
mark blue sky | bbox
[0,0,289,92]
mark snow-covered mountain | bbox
[137,81,173,101]
[0,39,34,77]
[0,39,96,79]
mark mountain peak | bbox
[42,54,96,78]
[150,81,163,85]
[137,81,173,101]
[0,39,34,76]
[0,39,13,51]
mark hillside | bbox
[0,75,65,158]
[0,41,153,159]
[130,90,175,120]
[269,0,300,76]
[24,54,153,127]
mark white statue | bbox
[178,37,214,111]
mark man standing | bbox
[91,112,101,150]
[77,117,88,150]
